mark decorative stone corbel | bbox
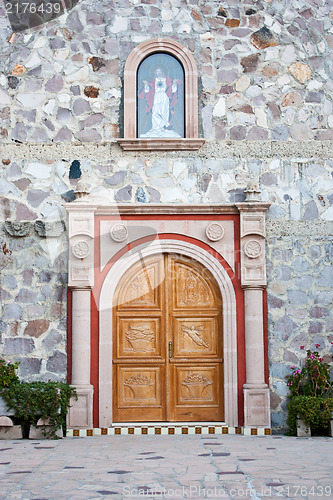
[34,220,66,238]
[236,198,271,428]
[4,221,31,237]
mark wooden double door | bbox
[113,254,224,422]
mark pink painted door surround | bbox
[65,202,271,430]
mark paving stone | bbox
[274,316,297,341]
[114,185,132,201]
[240,54,260,73]
[3,337,35,355]
[146,187,161,202]
[45,75,64,92]
[75,129,101,142]
[105,171,127,186]
[11,123,31,142]
[79,113,104,129]
[250,27,278,49]
[262,62,280,78]
[202,105,212,138]
[84,85,100,98]
[288,62,312,84]
[8,76,20,90]
[42,329,63,352]
[73,98,91,115]
[288,290,307,305]
[46,350,67,373]
[27,189,49,208]
[56,108,71,122]
[309,306,329,319]
[27,305,45,319]
[24,320,50,338]
[303,200,318,220]
[230,125,246,140]
[19,357,42,376]
[247,126,269,140]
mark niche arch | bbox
[118,38,205,150]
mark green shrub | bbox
[286,346,333,435]
[0,359,76,439]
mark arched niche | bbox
[117,38,205,150]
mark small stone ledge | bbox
[266,219,333,238]
[117,138,205,151]
[0,141,332,160]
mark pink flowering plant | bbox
[287,345,332,398]
[287,345,333,435]
[0,358,19,389]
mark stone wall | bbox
[0,0,332,430]
[266,221,333,429]
[0,0,332,142]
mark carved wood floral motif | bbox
[181,373,213,400]
[125,324,155,352]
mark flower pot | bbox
[0,416,23,440]
[29,418,63,439]
[296,417,311,437]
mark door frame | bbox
[99,239,238,428]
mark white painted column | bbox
[68,287,94,429]
[243,288,266,388]
[71,289,92,386]
[65,201,96,430]
[236,198,271,428]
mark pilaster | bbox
[236,196,271,428]
[65,198,97,429]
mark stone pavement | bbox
[0,435,332,500]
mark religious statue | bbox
[137,54,184,138]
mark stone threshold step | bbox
[67,425,272,437]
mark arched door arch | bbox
[99,240,238,428]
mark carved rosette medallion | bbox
[206,223,224,242]
[244,240,262,259]
[110,224,128,242]
[72,240,90,259]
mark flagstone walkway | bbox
[0,434,332,499]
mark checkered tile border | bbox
[67,425,272,437]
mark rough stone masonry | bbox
[0,0,332,431]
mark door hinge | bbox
[168,341,173,358]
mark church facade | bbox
[0,0,332,433]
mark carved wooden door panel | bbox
[113,254,223,422]
[167,256,224,421]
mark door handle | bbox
[168,341,173,358]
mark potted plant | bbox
[286,345,333,436]
[0,358,76,439]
